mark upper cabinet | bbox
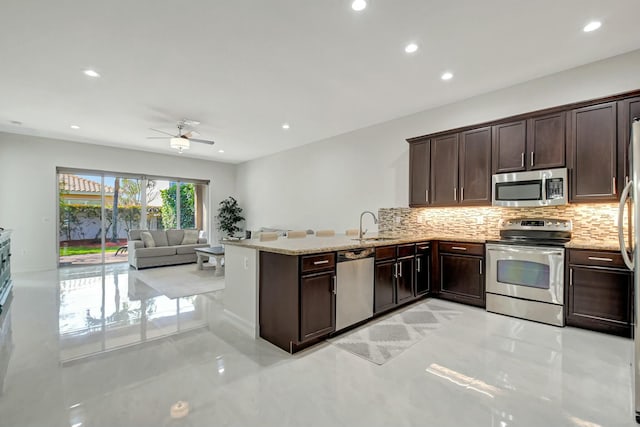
[459,127,492,205]
[491,112,565,174]
[430,133,459,206]
[409,139,430,207]
[568,101,618,202]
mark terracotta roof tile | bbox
[58,174,114,194]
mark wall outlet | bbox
[243,257,249,270]
[476,216,484,225]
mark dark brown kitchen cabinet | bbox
[374,244,419,314]
[259,251,336,353]
[415,242,431,296]
[566,249,632,337]
[492,120,526,173]
[437,242,485,308]
[459,127,492,205]
[618,96,640,189]
[409,139,430,207]
[568,101,618,202]
[430,133,459,206]
[492,113,565,174]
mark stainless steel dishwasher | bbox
[336,248,375,331]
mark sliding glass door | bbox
[58,169,208,267]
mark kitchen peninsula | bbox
[223,233,487,353]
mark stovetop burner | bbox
[495,217,572,246]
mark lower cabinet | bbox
[374,243,426,314]
[259,251,336,353]
[436,242,485,308]
[566,249,633,337]
[415,242,431,296]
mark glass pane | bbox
[104,176,139,264]
[156,180,177,229]
[497,260,550,289]
[179,183,195,229]
[58,173,104,266]
[496,180,541,201]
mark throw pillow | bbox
[181,229,199,245]
[140,231,156,248]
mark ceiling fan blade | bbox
[150,128,177,137]
[146,136,170,139]
[189,138,215,145]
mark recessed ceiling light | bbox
[218,149,225,153]
[583,21,601,32]
[404,43,419,54]
[70,124,80,129]
[282,123,290,130]
[441,72,453,81]
[83,69,100,78]
[351,0,367,11]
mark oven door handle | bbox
[487,248,563,257]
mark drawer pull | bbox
[451,246,467,251]
[313,260,330,265]
[587,256,613,262]
[418,246,429,251]
[570,269,573,287]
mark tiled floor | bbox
[0,264,637,426]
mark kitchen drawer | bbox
[568,249,628,269]
[375,246,396,261]
[416,242,430,252]
[301,252,335,273]
[438,241,484,256]
[397,244,415,258]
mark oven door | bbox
[486,243,564,304]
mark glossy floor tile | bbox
[0,265,637,426]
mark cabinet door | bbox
[396,258,415,304]
[567,266,632,337]
[439,254,485,307]
[430,133,459,206]
[527,112,565,170]
[374,261,396,313]
[569,102,618,202]
[409,140,430,207]
[618,96,640,192]
[459,127,491,205]
[415,252,430,295]
[492,120,526,173]
[299,271,335,342]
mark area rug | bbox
[329,301,461,365]
[134,264,225,299]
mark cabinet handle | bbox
[332,275,337,294]
[569,269,573,287]
[461,187,464,201]
[453,187,457,201]
[417,257,421,273]
[613,177,617,196]
[399,262,403,278]
[588,256,613,262]
[393,263,398,278]
[479,259,482,275]
[530,151,534,167]
[418,246,429,251]
[425,189,428,203]
[451,246,467,251]
[521,152,524,168]
[313,260,329,265]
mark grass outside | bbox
[60,246,121,256]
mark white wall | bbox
[237,49,640,233]
[0,133,236,272]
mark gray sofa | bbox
[127,229,208,269]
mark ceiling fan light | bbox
[170,137,190,152]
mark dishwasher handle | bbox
[337,248,375,262]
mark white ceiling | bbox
[1,0,639,164]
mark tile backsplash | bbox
[379,203,626,242]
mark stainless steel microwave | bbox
[492,168,568,207]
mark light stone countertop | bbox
[565,239,623,252]
[222,233,490,256]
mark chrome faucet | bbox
[359,210,378,240]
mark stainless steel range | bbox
[485,218,572,327]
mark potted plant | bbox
[216,196,245,240]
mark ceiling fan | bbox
[147,119,215,153]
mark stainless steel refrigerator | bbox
[618,118,640,423]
